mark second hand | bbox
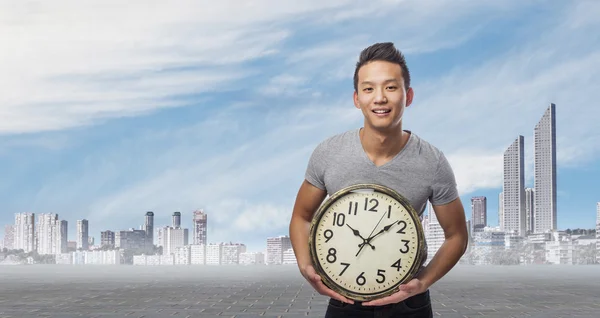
[355,206,388,257]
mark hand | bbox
[300,264,354,304]
[361,278,427,306]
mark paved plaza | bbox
[0,264,598,317]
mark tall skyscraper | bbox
[172,212,181,228]
[525,188,535,235]
[144,211,154,250]
[77,219,89,250]
[498,192,504,230]
[425,202,444,264]
[471,196,487,233]
[534,103,557,233]
[193,210,208,245]
[36,213,59,255]
[502,136,526,236]
[596,202,600,264]
[14,213,35,253]
[59,220,68,253]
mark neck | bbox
[359,125,408,159]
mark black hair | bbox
[353,42,410,92]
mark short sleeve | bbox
[430,152,459,206]
[304,142,327,190]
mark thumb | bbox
[304,265,321,282]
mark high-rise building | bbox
[164,227,188,256]
[533,103,557,233]
[101,230,115,248]
[77,219,89,250]
[36,213,59,255]
[471,196,487,233]
[3,225,15,250]
[498,192,504,230]
[172,212,181,228]
[425,202,444,264]
[266,235,291,265]
[14,213,35,253]
[193,210,208,245]
[115,229,146,250]
[59,220,68,253]
[596,202,600,264]
[144,211,154,250]
[525,188,535,235]
[502,136,526,236]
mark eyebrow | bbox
[360,79,399,85]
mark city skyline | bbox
[1,2,600,253]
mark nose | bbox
[374,90,387,104]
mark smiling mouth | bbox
[372,109,391,114]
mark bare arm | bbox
[289,180,354,304]
[416,197,469,289]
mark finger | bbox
[314,280,354,304]
[362,290,409,306]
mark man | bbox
[289,42,468,317]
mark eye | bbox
[386,86,397,90]
[363,87,373,92]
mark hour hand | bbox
[346,224,366,239]
[346,224,375,250]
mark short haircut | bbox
[353,42,411,92]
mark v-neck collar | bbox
[356,127,413,169]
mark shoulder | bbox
[407,131,446,163]
[312,128,358,153]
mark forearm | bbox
[417,233,468,289]
[289,214,312,270]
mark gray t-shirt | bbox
[305,128,459,267]
[305,128,458,214]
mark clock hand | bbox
[358,220,398,249]
[346,224,375,250]
[355,209,389,257]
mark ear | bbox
[353,90,360,109]
[405,87,414,108]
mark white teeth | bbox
[374,109,389,113]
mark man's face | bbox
[353,60,413,132]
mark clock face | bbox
[309,184,424,301]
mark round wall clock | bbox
[308,183,426,302]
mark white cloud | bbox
[446,152,504,195]
[0,0,532,135]
[2,1,599,250]
[407,1,600,186]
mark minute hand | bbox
[359,221,398,248]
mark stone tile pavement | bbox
[0,264,598,317]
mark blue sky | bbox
[1,1,599,253]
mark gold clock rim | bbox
[308,183,426,302]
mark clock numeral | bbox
[327,248,337,263]
[376,269,386,284]
[391,258,402,271]
[323,229,333,243]
[396,220,407,234]
[356,272,366,286]
[399,239,410,254]
[339,262,350,276]
[364,198,379,212]
[348,201,358,215]
[332,212,345,227]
